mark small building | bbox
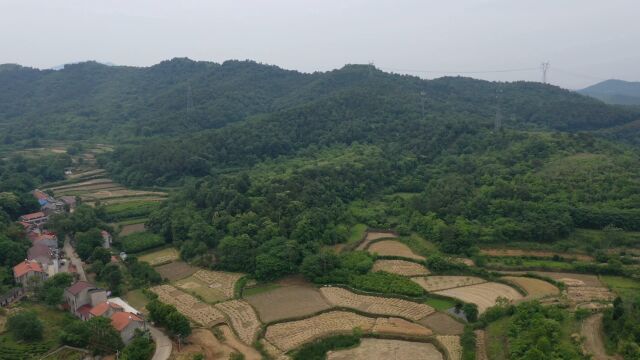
[28,231,58,250]
[89,300,123,319]
[101,230,112,249]
[64,281,108,320]
[59,196,77,211]
[13,260,47,286]
[32,189,53,206]
[27,244,54,267]
[19,212,48,227]
[111,312,145,345]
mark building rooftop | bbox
[66,281,95,295]
[111,312,143,331]
[20,212,46,221]
[13,260,45,278]
[89,301,123,317]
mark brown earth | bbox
[502,276,559,300]
[581,314,620,360]
[434,283,523,314]
[356,231,398,250]
[327,338,444,360]
[418,312,464,335]
[368,240,425,260]
[480,248,594,261]
[171,328,235,360]
[245,285,332,323]
[218,324,262,360]
[475,330,488,360]
[498,271,603,287]
[120,223,146,236]
[155,261,199,281]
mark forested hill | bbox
[1,58,638,144]
[579,79,640,106]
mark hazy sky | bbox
[1,0,639,89]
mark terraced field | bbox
[245,285,332,323]
[138,247,179,266]
[502,276,559,300]
[150,284,225,326]
[319,286,435,320]
[356,231,398,250]
[367,240,425,260]
[328,338,444,360]
[372,259,430,276]
[434,282,523,313]
[411,276,487,292]
[436,335,462,360]
[214,300,261,344]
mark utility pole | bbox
[541,62,550,84]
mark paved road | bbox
[149,325,172,360]
[63,237,86,281]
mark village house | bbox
[28,230,58,250]
[59,196,77,211]
[13,260,47,286]
[89,300,123,319]
[33,189,65,215]
[64,281,108,320]
[110,312,145,344]
[19,212,48,227]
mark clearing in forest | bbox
[367,240,425,260]
[436,335,462,360]
[214,299,261,344]
[411,276,487,292]
[319,286,435,320]
[434,282,523,314]
[356,231,398,250]
[372,259,430,276]
[418,312,464,335]
[174,270,244,303]
[245,285,332,323]
[154,261,198,281]
[150,285,225,326]
[138,247,179,266]
[501,276,559,300]
[327,338,444,360]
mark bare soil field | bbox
[371,317,433,337]
[49,178,114,191]
[502,276,559,300]
[372,259,430,276]
[214,300,261,344]
[319,286,435,320]
[411,276,487,292]
[138,247,179,266]
[356,231,398,250]
[434,282,523,313]
[566,286,616,303]
[188,269,244,300]
[327,338,444,360]
[264,311,375,351]
[245,285,332,323]
[259,339,290,360]
[120,223,146,236]
[480,248,594,262]
[155,261,198,281]
[367,240,425,260]
[500,271,603,287]
[581,314,619,360]
[436,335,462,360]
[150,285,225,326]
[172,328,235,360]
[418,312,464,335]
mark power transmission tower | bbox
[541,62,550,84]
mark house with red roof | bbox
[89,300,123,319]
[64,281,107,320]
[18,212,48,227]
[111,312,145,344]
[28,231,58,249]
[13,260,47,286]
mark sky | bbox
[1,0,639,89]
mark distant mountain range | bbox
[579,79,640,106]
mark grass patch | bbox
[123,289,150,314]
[104,201,160,221]
[242,283,281,297]
[117,217,148,226]
[173,276,228,303]
[137,247,179,265]
[424,297,456,311]
[485,316,509,360]
[485,257,578,270]
[346,224,367,244]
[291,334,361,360]
[120,232,165,253]
[600,275,640,302]
[400,233,439,257]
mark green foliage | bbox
[462,303,479,322]
[292,334,361,360]
[603,297,640,358]
[461,326,477,360]
[146,299,192,337]
[125,257,162,287]
[120,232,165,253]
[7,311,43,342]
[96,263,123,295]
[122,331,155,360]
[349,272,424,297]
[75,228,104,260]
[38,272,74,305]
[91,247,112,264]
[84,316,124,355]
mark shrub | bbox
[7,311,43,341]
[348,271,424,297]
[120,232,165,253]
[292,334,361,360]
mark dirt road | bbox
[63,237,86,281]
[582,314,618,360]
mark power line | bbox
[541,62,550,84]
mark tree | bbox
[122,330,154,360]
[462,303,479,322]
[217,235,254,272]
[98,263,123,294]
[85,316,124,355]
[91,247,111,264]
[7,311,43,341]
[39,272,74,305]
[75,228,104,260]
[300,251,340,282]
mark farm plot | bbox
[154,261,198,281]
[174,270,243,303]
[371,317,433,337]
[411,276,486,292]
[502,271,603,287]
[436,335,462,360]
[367,240,425,260]
[319,287,435,320]
[138,247,179,266]
[214,300,261,344]
[502,276,559,300]
[434,283,523,313]
[259,339,290,360]
[356,231,398,250]
[566,287,616,303]
[150,285,225,326]
[372,259,430,276]
[480,248,594,262]
[327,338,444,360]
[49,178,114,191]
[86,189,167,200]
[119,222,146,236]
[418,313,464,335]
[245,285,331,323]
[265,311,375,352]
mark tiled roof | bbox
[111,312,143,331]
[20,212,46,221]
[13,260,44,278]
[33,190,50,201]
[27,244,52,261]
[89,301,122,317]
[66,281,94,295]
[77,304,92,317]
